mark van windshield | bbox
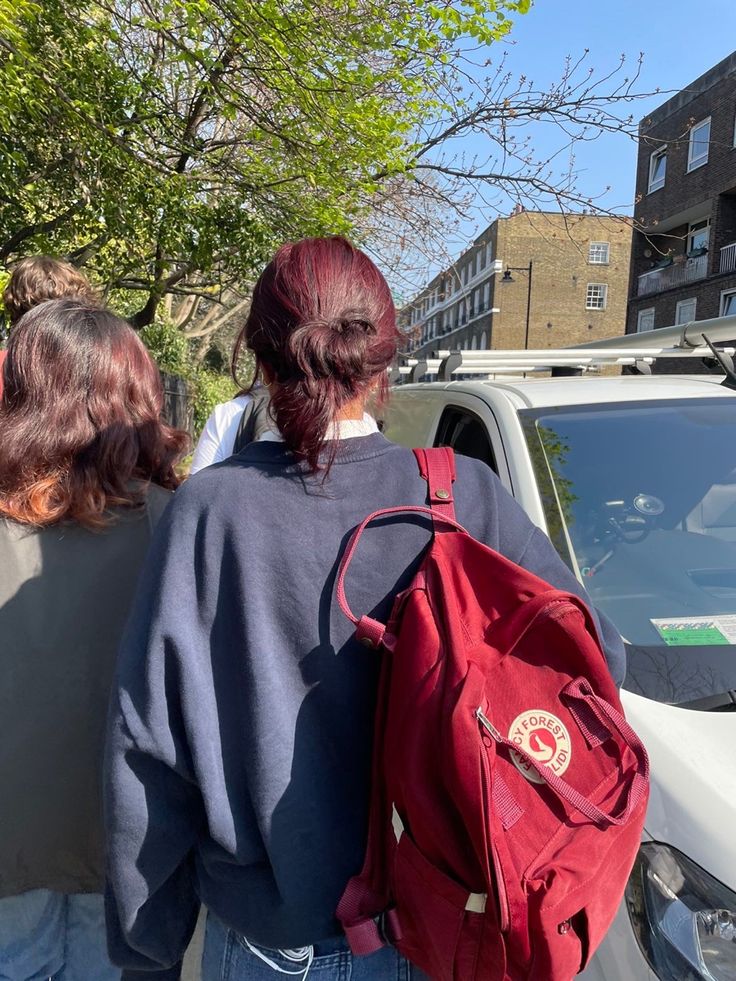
[520,398,736,706]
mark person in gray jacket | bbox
[0,299,188,980]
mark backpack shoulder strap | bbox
[233,399,255,455]
[413,447,457,523]
[232,390,272,455]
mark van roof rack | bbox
[398,314,736,382]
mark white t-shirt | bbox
[189,395,251,475]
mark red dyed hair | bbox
[0,299,189,528]
[234,236,400,471]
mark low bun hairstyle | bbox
[234,237,400,472]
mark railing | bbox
[637,253,708,296]
[161,371,193,433]
[406,259,503,325]
[721,242,736,275]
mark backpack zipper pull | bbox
[476,707,502,742]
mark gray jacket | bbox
[0,484,172,898]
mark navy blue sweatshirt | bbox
[104,434,624,978]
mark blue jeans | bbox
[0,889,120,981]
[201,912,428,981]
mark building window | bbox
[588,242,610,264]
[687,117,711,172]
[586,283,608,310]
[688,218,710,254]
[648,146,667,193]
[675,298,697,325]
[480,330,488,349]
[721,290,736,317]
[637,308,655,332]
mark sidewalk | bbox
[182,913,205,981]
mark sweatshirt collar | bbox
[237,431,394,467]
[257,413,379,443]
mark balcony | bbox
[721,242,736,275]
[637,253,708,297]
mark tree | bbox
[0,0,528,327]
[361,47,660,293]
[0,1,663,337]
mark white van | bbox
[382,322,736,981]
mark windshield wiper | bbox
[679,690,736,712]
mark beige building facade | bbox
[403,211,632,358]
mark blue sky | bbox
[420,0,736,277]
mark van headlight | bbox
[626,842,736,980]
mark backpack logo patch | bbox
[508,710,572,784]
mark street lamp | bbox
[500,260,533,349]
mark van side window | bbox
[435,408,497,473]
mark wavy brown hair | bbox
[0,299,189,528]
[3,255,99,325]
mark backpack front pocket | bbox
[391,807,505,981]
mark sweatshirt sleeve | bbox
[104,492,208,975]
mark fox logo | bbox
[528,729,557,762]
[507,710,572,784]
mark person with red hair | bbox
[105,237,623,981]
[0,299,188,980]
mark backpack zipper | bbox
[476,707,510,933]
[476,707,501,741]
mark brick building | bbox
[402,211,631,358]
[627,52,736,335]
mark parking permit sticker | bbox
[651,616,736,646]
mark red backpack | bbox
[335,447,649,980]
